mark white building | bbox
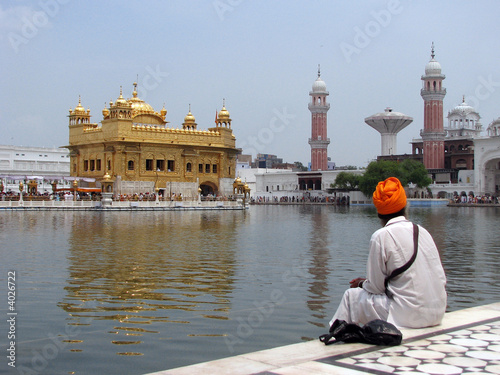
[474,122,500,196]
[237,167,369,204]
[0,145,71,194]
[446,98,483,139]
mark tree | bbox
[294,161,308,171]
[331,172,361,190]
[399,159,432,188]
[358,159,431,197]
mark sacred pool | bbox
[1,205,499,375]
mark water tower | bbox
[364,107,413,156]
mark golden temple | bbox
[66,83,240,197]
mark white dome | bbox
[449,100,475,117]
[312,77,327,92]
[487,118,500,137]
[425,59,442,76]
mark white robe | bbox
[330,216,447,329]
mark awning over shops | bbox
[77,187,101,193]
[0,175,95,182]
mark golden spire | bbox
[184,104,195,123]
[218,98,230,119]
[102,102,110,117]
[161,103,167,118]
[73,95,86,114]
[115,86,127,105]
[133,81,138,98]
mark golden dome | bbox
[73,97,86,115]
[184,111,195,122]
[102,103,110,117]
[218,98,230,119]
[129,99,154,113]
[218,105,230,119]
[115,87,127,106]
[184,104,195,123]
[126,82,155,115]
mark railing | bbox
[0,199,243,209]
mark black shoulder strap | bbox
[384,223,419,298]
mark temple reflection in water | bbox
[58,211,242,354]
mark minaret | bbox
[308,66,330,171]
[420,43,446,169]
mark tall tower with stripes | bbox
[421,43,446,170]
[308,66,330,171]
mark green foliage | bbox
[358,159,431,197]
[332,172,361,190]
[399,159,432,188]
[294,161,308,171]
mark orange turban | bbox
[372,177,407,215]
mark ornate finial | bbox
[120,86,123,95]
[188,103,191,112]
[431,42,435,59]
[318,64,321,78]
[132,81,138,98]
[462,94,465,104]
[78,95,81,104]
[222,98,226,108]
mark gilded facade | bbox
[66,83,239,196]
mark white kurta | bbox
[330,216,447,328]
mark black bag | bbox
[319,319,402,346]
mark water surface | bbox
[1,205,499,374]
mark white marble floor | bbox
[314,318,500,374]
[145,303,500,375]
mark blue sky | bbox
[1,0,500,167]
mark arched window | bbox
[186,162,192,172]
[128,160,134,171]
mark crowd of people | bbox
[452,194,499,204]
[251,195,350,205]
[0,190,244,202]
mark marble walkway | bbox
[145,302,500,375]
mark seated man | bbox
[330,177,447,328]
